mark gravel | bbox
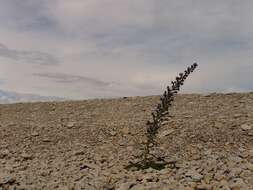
[0,92,252,189]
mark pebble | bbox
[31,132,39,137]
[0,173,15,185]
[234,114,242,118]
[241,124,252,131]
[248,132,253,136]
[196,184,212,190]
[238,151,249,158]
[73,150,85,156]
[158,129,175,138]
[116,182,136,190]
[246,163,253,171]
[110,131,117,136]
[121,127,130,135]
[80,163,97,170]
[229,178,246,189]
[66,122,75,128]
[118,138,128,146]
[185,170,203,182]
[42,138,51,142]
[0,149,10,159]
[21,153,33,160]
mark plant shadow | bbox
[125,160,175,171]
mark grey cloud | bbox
[0,43,59,66]
[0,0,56,32]
[1,0,253,99]
[0,79,5,85]
[66,0,253,69]
[33,73,110,87]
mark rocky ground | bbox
[0,92,252,190]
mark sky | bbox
[0,0,252,99]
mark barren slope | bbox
[0,93,253,190]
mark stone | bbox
[191,154,201,160]
[66,122,75,128]
[103,184,115,190]
[238,151,249,158]
[248,132,253,136]
[142,173,157,182]
[118,138,128,146]
[196,184,212,190]
[57,186,69,190]
[185,170,203,182]
[246,163,253,171]
[0,149,10,159]
[0,173,15,185]
[239,170,252,178]
[241,124,252,131]
[31,132,39,137]
[229,178,246,189]
[214,170,226,181]
[42,138,51,142]
[126,146,134,152]
[116,182,136,190]
[234,114,242,118]
[248,149,253,157]
[227,168,242,178]
[203,150,212,156]
[213,180,230,190]
[121,127,130,135]
[181,187,195,190]
[110,131,117,136]
[214,122,223,128]
[80,163,98,170]
[74,150,85,156]
[130,184,146,190]
[158,129,175,138]
[21,153,33,160]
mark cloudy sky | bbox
[0,0,252,99]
